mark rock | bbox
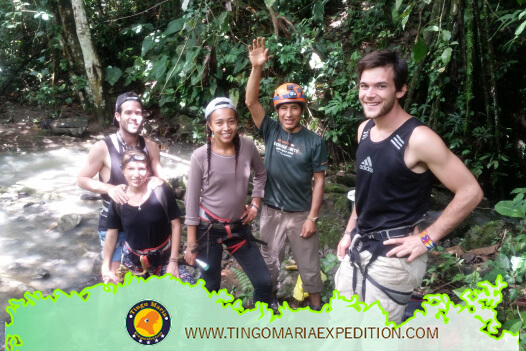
[42,193,61,201]
[44,117,88,137]
[57,213,82,232]
[3,197,45,215]
[335,172,356,187]
[277,270,299,301]
[0,192,16,200]
[80,192,101,201]
[462,220,509,251]
[174,187,186,200]
[33,268,51,280]
[0,278,34,295]
[7,263,28,273]
[325,182,350,194]
[19,186,37,196]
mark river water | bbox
[0,145,193,346]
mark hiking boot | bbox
[270,296,281,315]
[308,304,323,312]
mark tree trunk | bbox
[48,0,87,107]
[481,0,501,152]
[463,0,475,135]
[71,0,108,127]
[404,1,441,111]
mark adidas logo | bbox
[390,134,405,150]
[359,156,373,173]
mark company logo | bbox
[359,156,373,173]
[126,300,171,345]
[390,134,405,150]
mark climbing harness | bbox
[195,204,267,256]
[348,221,423,305]
[120,236,172,277]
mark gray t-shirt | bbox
[257,115,328,211]
[184,136,267,225]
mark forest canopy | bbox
[0,0,525,200]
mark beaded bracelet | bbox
[419,230,437,250]
[250,203,259,210]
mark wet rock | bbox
[19,186,37,196]
[76,228,97,241]
[3,197,44,215]
[0,278,34,295]
[7,263,28,274]
[57,213,82,232]
[23,201,47,215]
[42,193,61,201]
[43,117,88,137]
[335,171,357,187]
[80,192,101,201]
[33,269,51,280]
[0,192,16,200]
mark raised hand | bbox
[248,37,269,68]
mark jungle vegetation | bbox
[0,0,525,199]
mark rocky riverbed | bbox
[0,108,509,349]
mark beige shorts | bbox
[259,204,323,294]
[335,250,427,324]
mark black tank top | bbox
[98,134,147,231]
[355,118,432,234]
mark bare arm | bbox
[385,127,483,262]
[246,37,269,129]
[145,139,166,182]
[77,141,128,204]
[242,141,267,224]
[337,205,359,259]
[184,225,198,266]
[101,228,120,283]
[166,218,181,278]
[300,171,325,238]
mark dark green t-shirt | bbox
[257,115,328,211]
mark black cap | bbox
[113,92,143,127]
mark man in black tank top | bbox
[334,50,483,323]
[77,92,164,275]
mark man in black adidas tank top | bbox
[77,92,164,275]
[335,50,483,323]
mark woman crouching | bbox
[101,149,194,284]
[184,97,272,306]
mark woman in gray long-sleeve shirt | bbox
[184,97,272,306]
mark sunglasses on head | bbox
[129,154,146,162]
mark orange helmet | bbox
[273,83,307,108]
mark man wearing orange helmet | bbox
[246,37,328,311]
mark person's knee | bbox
[254,274,273,292]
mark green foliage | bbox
[320,253,338,303]
[318,219,343,249]
[495,188,526,219]
[424,188,526,348]
[230,267,254,308]
[0,0,525,194]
